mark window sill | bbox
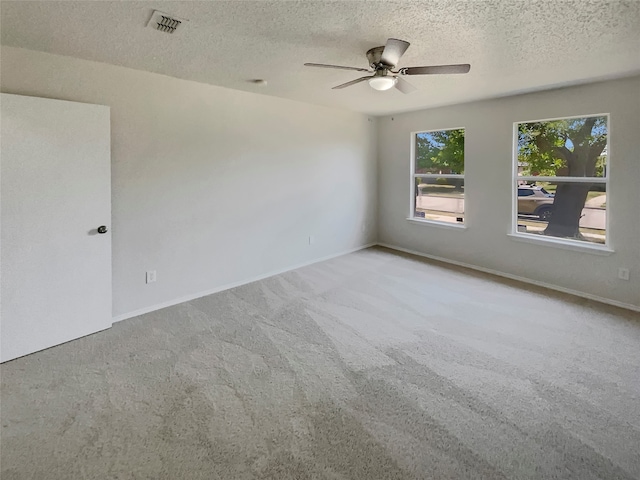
[406,218,467,230]
[507,233,614,255]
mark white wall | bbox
[1,46,377,318]
[3,46,637,315]
[378,76,640,309]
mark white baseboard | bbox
[377,242,640,313]
[112,243,377,323]
[113,240,638,323]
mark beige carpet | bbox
[2,246,639,479]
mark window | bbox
[514,115,608,245]
[412,128,465,225]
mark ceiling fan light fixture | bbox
[368,76,397,91]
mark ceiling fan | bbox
[304,38,470,93]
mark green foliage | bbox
[517,116,607,177]
[415,129,464,174]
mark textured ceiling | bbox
[2,1,639,115]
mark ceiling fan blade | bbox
[380,38,410,67]
[332,76,373,90]
[304,63,370,72]
[401,64,471,75]
[394,76,417,94]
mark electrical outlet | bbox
[308,235,315,245]
[618,268,630,281]
[146,270,157,284]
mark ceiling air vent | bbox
[146,11,186,34]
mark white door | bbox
[1,93,112,362]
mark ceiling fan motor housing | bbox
[366,46,388,69]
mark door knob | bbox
[97,226,108,234]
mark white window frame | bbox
[408,127,466,229]
[510,113,612,253]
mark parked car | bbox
[517,185,555,220]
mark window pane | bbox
[414,178,464,224]
[415,128,464,175]
[515,181,606,244]
[517,116,608,178]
